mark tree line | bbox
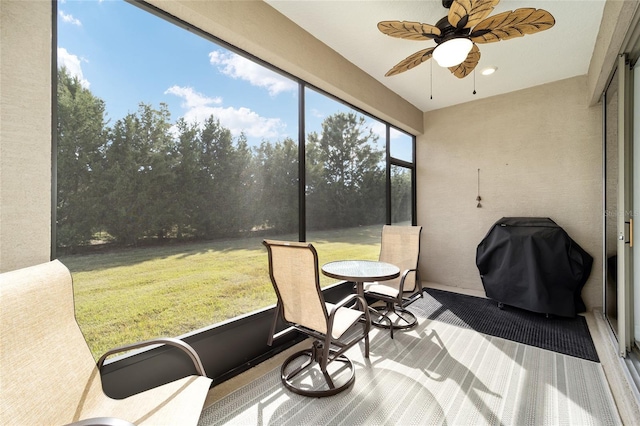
[56,67,411,252]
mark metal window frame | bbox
[51,0,418,392]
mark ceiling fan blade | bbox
[378,21,441,40]
[448,0,500,30]
[385,47,435,76]
[470,8,555,43]
[448,44,480,78]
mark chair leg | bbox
[282,349,314,381]
[370,303,394,338]
[364,329,370,356]
[280,340,356,397]
[372,301,418,335]
[386,302,394,339]
[390,304,418,328]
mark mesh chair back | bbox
[0,260,104,422]
[378,225,422,292]
[1,260,213,425]
[265,240,328,335]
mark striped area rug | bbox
[198,318,620,425]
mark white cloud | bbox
[57,47,90,89]
[165,86,222,109]
[165,85,286,139]
[59,10,82,26]
[209,50,296,96]
[370,121,387,140]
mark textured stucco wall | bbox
[0,1,52,272]
[417,76,603,310]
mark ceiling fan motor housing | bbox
[434,16,470,45]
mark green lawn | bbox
[61,225,382,359]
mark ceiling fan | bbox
[378,0,555,79]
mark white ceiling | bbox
[266,0,607,112]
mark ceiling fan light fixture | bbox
[432,38,473,68]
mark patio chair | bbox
[0,260,212,426]
[363,225,423,336]
[263,240,371,397]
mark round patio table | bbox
[321,260,400,297]
[322,260,400,334]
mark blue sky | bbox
[57,0,410,157]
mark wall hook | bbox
[476,169,482,208]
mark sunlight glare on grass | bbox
[61,225,382,359]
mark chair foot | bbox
[280,347,356,397]
[371,306,418,331]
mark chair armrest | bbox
[332,293,367,311]
[326,294,371,345]
[398,268,419,294]
[97,337,207,377]
[327,293,370,332]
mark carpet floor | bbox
[413,288,599,362]
[199,314,620,425]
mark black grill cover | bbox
[476,217,593,317]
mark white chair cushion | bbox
[363,282,399,298]
[325,303,364,339]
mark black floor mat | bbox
[408,288,599,362]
